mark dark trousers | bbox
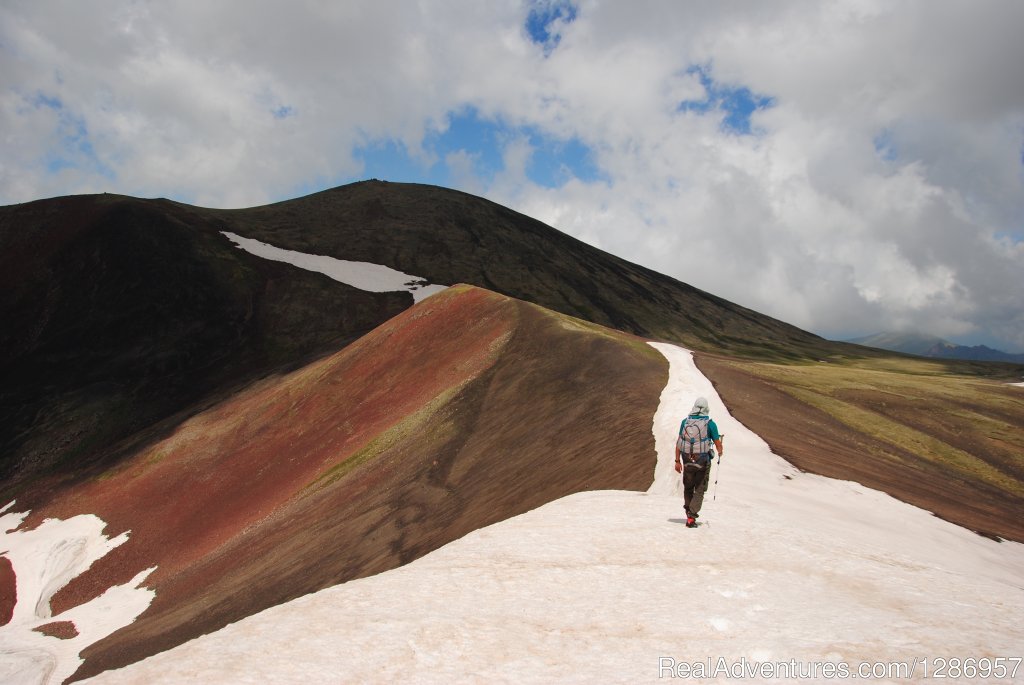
[683,462,711,517]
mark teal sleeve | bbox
[707,419,721,441]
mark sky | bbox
[2,1,1023,351]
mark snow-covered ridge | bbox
[88,343,1024,683]
[0,503,155,685]
[221,231,447,303]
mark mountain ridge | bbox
[193,180,839,357]
[22,284,667,681]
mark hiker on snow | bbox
[674,396,724,527]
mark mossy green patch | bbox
[534,302,663,362]
[730,357,1024,497]
[303,382,467,495]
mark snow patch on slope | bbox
[0,504,155,685]
[87,344,1024,684]
[222,231,447,303]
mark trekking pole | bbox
[712,434,724,501]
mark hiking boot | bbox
[686,516,697,527]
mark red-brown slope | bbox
[0,556,14,626]
[43,285,513,588]
[24,284,666,681]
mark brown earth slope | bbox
[696,352,1024,542]
[17,285,666,681]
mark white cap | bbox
[690,397,709,414]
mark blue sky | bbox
[354,67,773,191]
[354,3,601,191]
[355,106,606,189]
[350,7,773,194]
[28,92,113,180]
[2,1,1023,351]
[678,64,775,136]
[525,0,578,55]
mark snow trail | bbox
[648,343,1024,584]
[87,343,1024,684]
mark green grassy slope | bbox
[696,352,1024,541]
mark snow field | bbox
[0,504,155,685]
[221,231,447,302]
[86,342,1024,684]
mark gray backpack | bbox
[677,416,712,469]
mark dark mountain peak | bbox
[217,180,835,357]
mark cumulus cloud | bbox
[1,0,1022,350]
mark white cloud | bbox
[1,0,1022,350]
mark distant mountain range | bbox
[847,331,1024,363]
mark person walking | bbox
[674,396,724,527]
